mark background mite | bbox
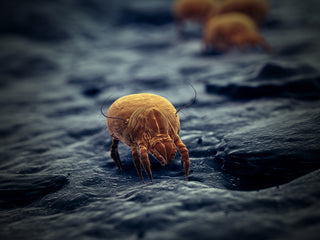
[203,13,272,52]
[217,0,269,25]
[172,0,219,32]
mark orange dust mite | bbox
[105,93,191,183]
[217,0,269,25]
[172,0,218,29]
[203,13,271,52]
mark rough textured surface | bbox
[0,0,320,239]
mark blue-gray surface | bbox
[0,0,320,239]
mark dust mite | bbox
[172,0,219,31]
[217,0,269,25]
[203,13,272,53]
[102,90,196,183]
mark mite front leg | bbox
[175,136,190,181]
[132,147,145,184]
[110,137,123,171]
[138,142,153,183]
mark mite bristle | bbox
[100,97,110,118]
[176,84,197,114]
[100,97,128,123]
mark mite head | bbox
[148,135,177,166]
[142,108,177,166]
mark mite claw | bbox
[141,161,153,183]
[137,169,145,183]
[134,162,145,183]
[146,169,153,183]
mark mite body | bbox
[106,93,190,183]
[203,13,271,52]
[217,0,269,25]
[172,0,218,31]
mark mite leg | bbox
[110,137,123,171]
[259,37,273,54]
[132,147,145,184]
[174,136,190,181]
[138,142,153,183]
[175,19,185,36]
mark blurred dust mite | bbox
[172,0,269,34]
[217,0,269,25]
[203,13,272,53]
[102,93,196,183]
[172,0,219,31]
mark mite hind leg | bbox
[110,137,123,171]
[174,136,190,181]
